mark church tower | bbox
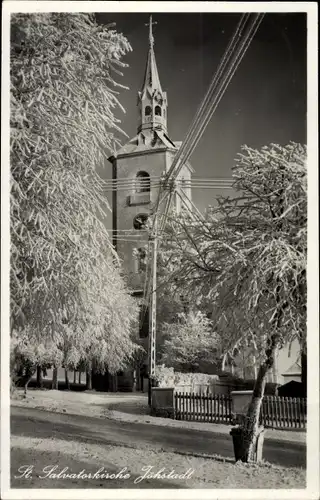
[108,15,193,315]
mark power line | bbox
[145,12,264,290]
[104,176,161,183]
[178,15,264,174]
[164,13,264,184]
[104,177,232,185]
[149,14,263,244]
[110,13,265,395]
[164,13,249,182]
[104,180,233,191]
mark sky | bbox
[96,12,307,212]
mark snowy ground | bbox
[12,388,306,444]
[10,388,306,489]
[11,433,305,489]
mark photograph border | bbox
[1,2,318,499]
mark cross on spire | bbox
[145,15,157,48]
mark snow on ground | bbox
[11,435,305,489]
[10,389,306,489]
[12,388,306,444]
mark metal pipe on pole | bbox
[148,216,158,406]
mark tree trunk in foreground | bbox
[86,362,92,390]
[12,363,35,393]
[52,366,58,390]
[22,364,36,396]
[240,334,279,462]
[36,366,43,388]
[65,368,70,390]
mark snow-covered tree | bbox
[10,13,140,388]
[160,142,307,461]
[161,311,220,372]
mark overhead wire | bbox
[104,177,231,183]
[155,13,264,243]
[175,14,265,175]
[105,182,232,186]
[110,13,265,324]
[142,13,264,311]
[155,15,258,236]
[178,189,206,224]
[165,13,264,183]
[165,13,250,181]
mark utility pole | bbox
[143,12,264,406]
[148,216,158,405]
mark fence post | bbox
[297,398,302,428]
[280,396,285,427]
[151,387,175,418]
[230,390,253,424]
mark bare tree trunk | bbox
[52,366,58,390]
[36,366,43,388]
[241,362,269,461]
[86,362,92,390]
[65,368,70,390]
[252,355,257,379]
[132,370,137,392]
[78,371,81,384]
[23,364,36,396]
[240,333,279,462]
[73,371,76,384]
[221,353,227,372]
[272,346,279,383]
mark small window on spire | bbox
[145,106,152,116]
[155,106,162,116]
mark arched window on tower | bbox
[155,105,162,116]
[133,214,148,230]
[145,106,152,116]
[136,171,150,193]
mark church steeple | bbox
[137,15,168,134]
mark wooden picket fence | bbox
[260,396,307,429]
[174,392,232,423]
[174,392,307,429]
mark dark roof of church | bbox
[110,129,194,173]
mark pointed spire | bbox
[140,15,162,94]
[137,15,168,134]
